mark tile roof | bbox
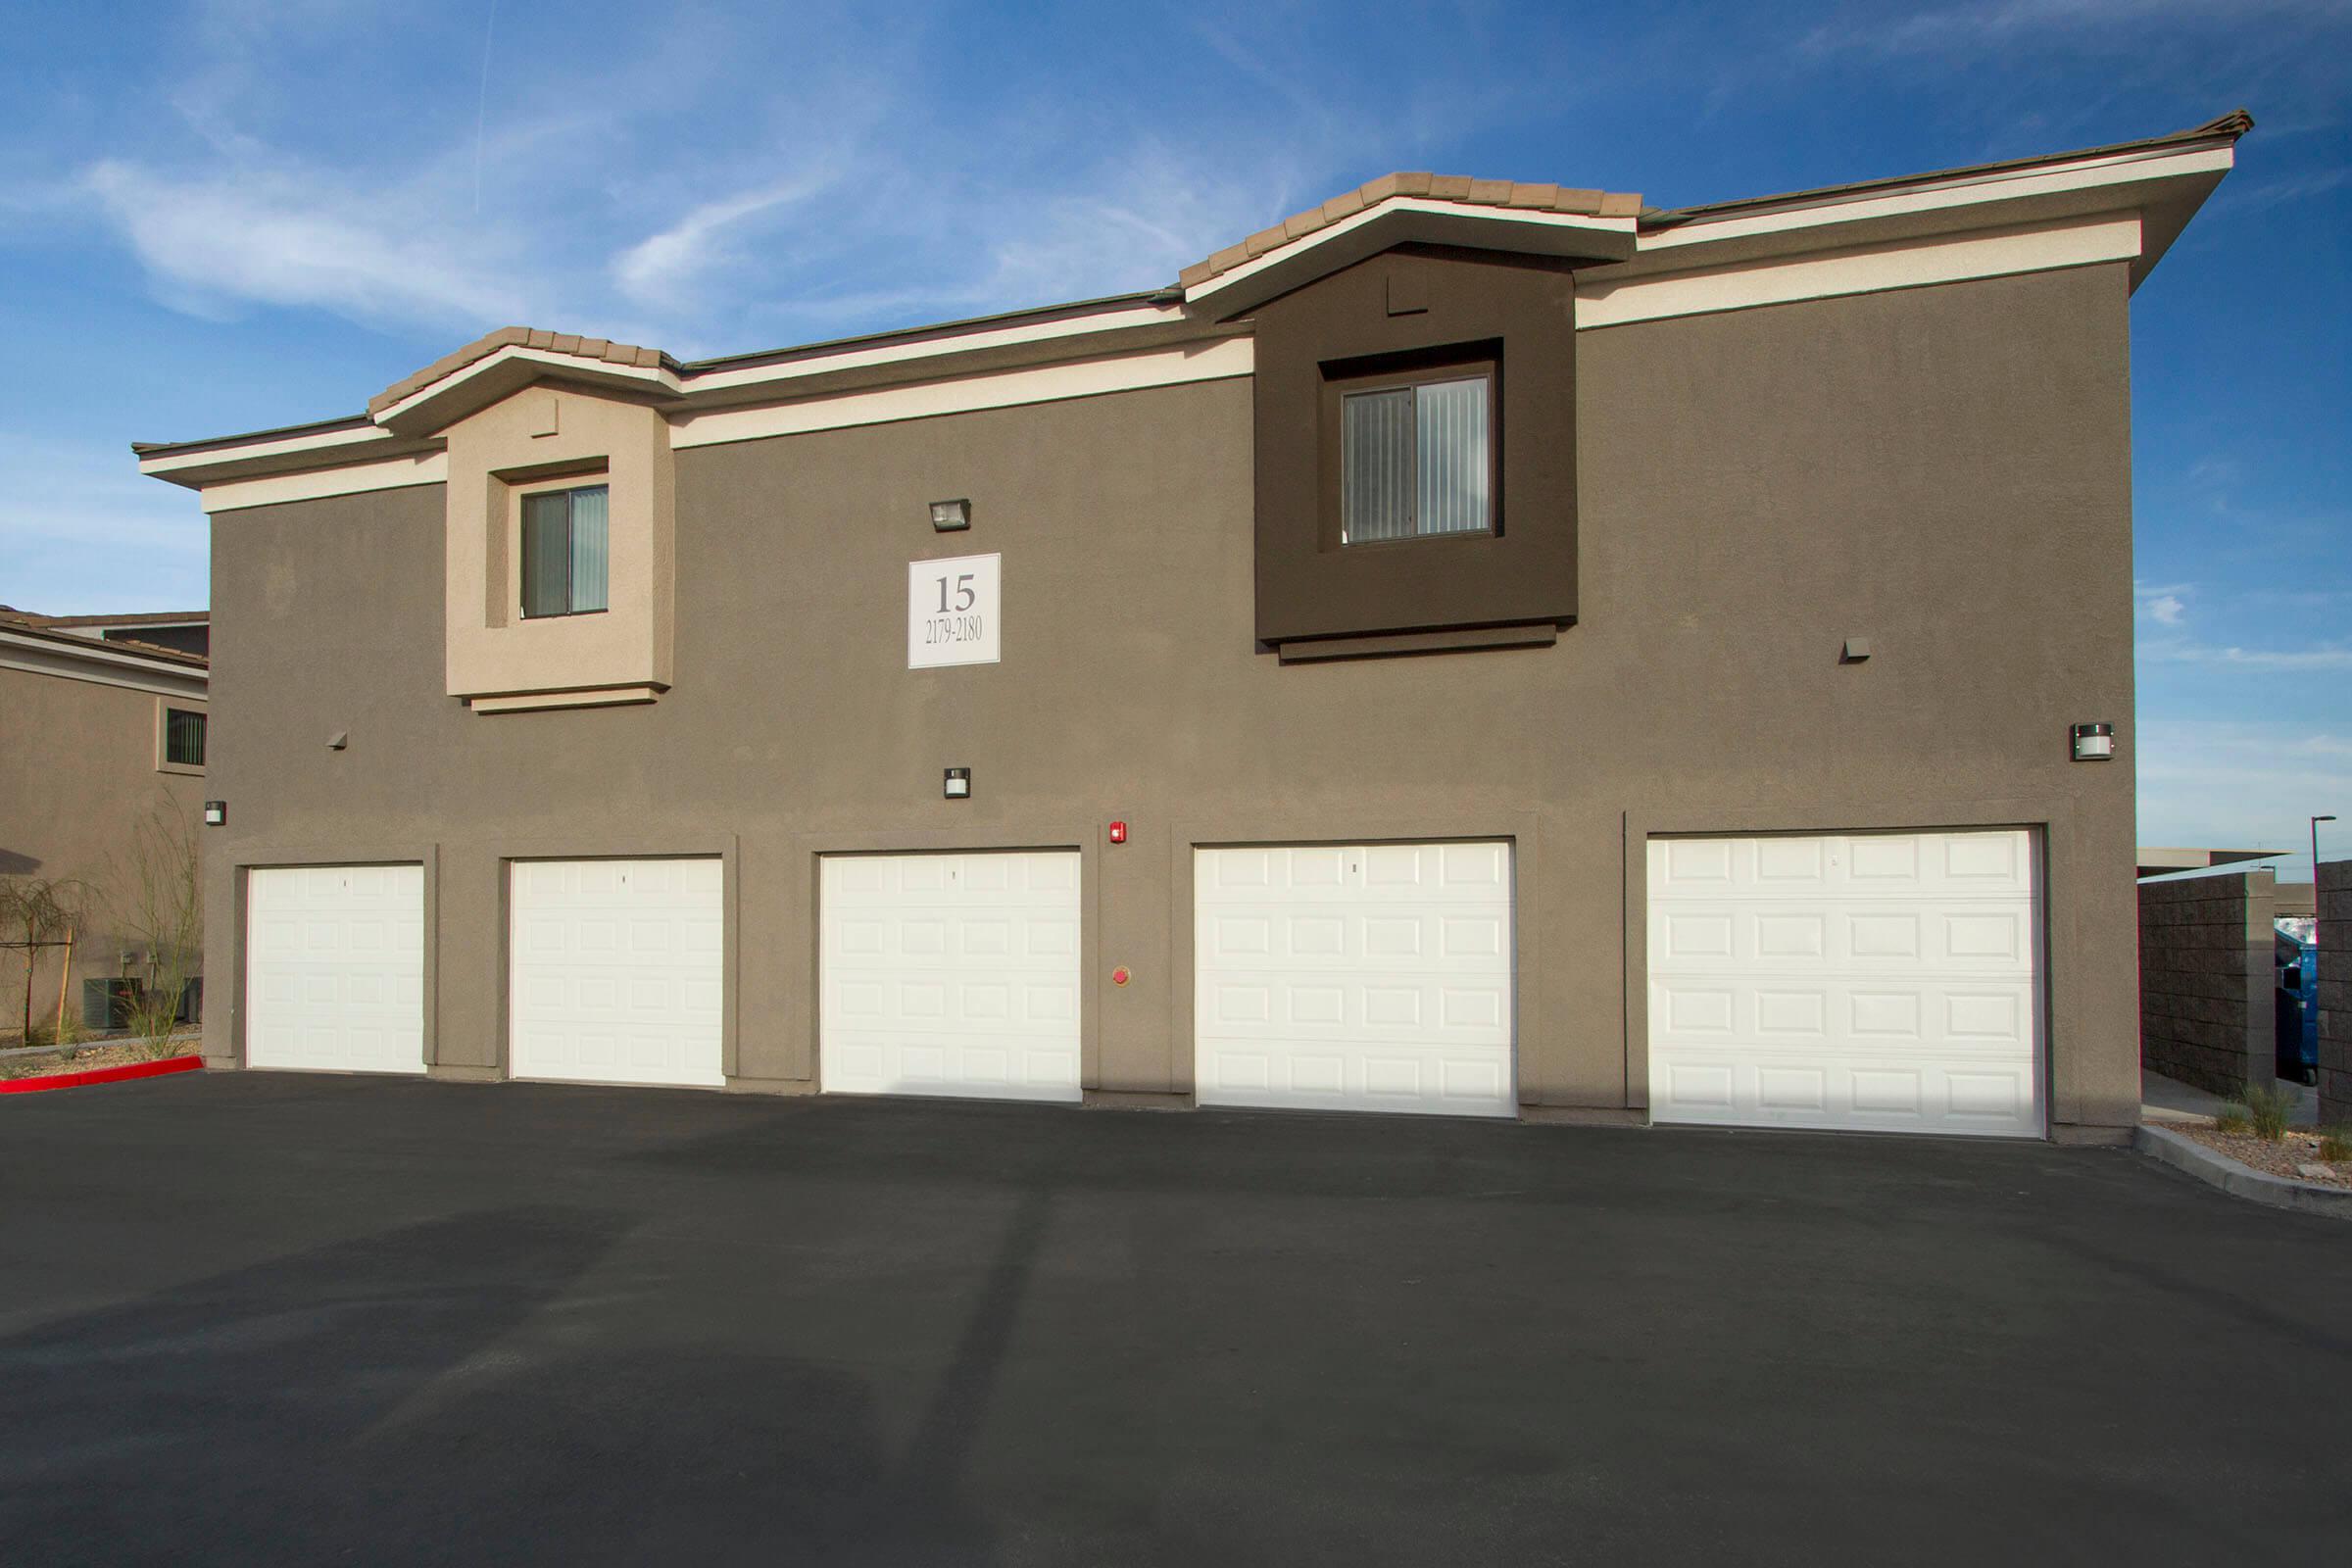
[18,610,208,628]
[1176,172,1644,290]
[139,109,2249,461]
[367,327,683,419]
[0,611,210,671]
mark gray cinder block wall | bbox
[2138,869,2274,1099]
[2320,860,2350,1126]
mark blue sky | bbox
[2,1,2346,870]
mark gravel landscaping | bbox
[2163,1123,2352,1189]
[0,1034,198,1080]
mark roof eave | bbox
[1642,109,2252,230]
[1182,203,1638,321]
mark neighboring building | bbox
[2,609,212,661]
[2136,847,2284,879]
[0,613,209,1035]
[134,112,2249,1141]
[2319,861,2349,1126]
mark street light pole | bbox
[2317,814,2337,890]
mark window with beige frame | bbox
[441,387,674,712]
[514,476,612,619]
[155,699,207,776]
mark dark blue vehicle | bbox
[2276,930,2319,1083]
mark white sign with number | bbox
[906,553,1002,668]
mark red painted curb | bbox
[0,1054,205,1095]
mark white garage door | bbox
[1646,830,2043,1138]
[509,858,724,1089]
[1195,842,1515,1118]
[820,851,1082,1102]
[245,864,425,1074]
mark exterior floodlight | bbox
[2070,723,2114,761]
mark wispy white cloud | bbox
[2140,638,2352,669]
[80,158,536,331]
[612,171,841,312]
[2136,717,2352,875]
[42,8,1348,358]
[2134,580,2193,625]
[2209,165,2352,213]
[1799,0,2349,58]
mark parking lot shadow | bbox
[0,1204,1000,1566]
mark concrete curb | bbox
[2133,1123,2352,1220]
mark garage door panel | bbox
[246,864,426,1074]
[1196,843,1515,1119]
[1646,831,2041,1138]
[1194,1032,1511,1115]
[820,852,1083,1103]
[509,858,725,1089]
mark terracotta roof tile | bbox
[1181,170,1643,291]
[366,326,683,419]
[0,613,209,670]
[20,610,208,628]
[1319,188,1369,224]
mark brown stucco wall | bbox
[0,664,207,1038]
[2320,859,2351,1126]
[2137,870,2274,1099]
[200,260,2141,1130]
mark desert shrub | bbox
[2214,1103,2251,1136]
[108,808,202,1061]
[2242,1081,2299,1142]
[2321,1128,2351,1164]
[1,876,86,1044]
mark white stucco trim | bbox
[1577,215,2143,329]
[1639,144,2231,255]
[685,303,1191,397]
[0,628,207,700]
[670,337,1256,451]
[204,452,452,514]
[139,421,396,478]
[1180,197,1639,309]
[370,345,683,429]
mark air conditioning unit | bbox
[81,978,140,1031]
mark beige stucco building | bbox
[0,614,209,1038]
[135,112,2249,1140]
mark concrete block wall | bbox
[2320,860,2350,1126]
[2138,869,2273,1100]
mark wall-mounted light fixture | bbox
[929,499,971,532]
[2070,722,2115,761]
[943,767,971,800]
[327,730,349,752]
[203,800,227,826]
[1839,637,1872,663]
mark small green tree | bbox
[108,808,203,1058]
[1,876,85,1045]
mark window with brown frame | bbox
[1325,352,1500,547]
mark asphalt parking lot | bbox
[3,1072,2347,1566]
